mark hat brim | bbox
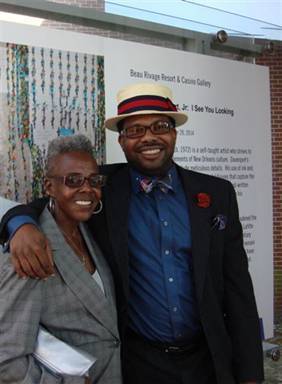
[105,110,188,132]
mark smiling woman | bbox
[0,134,122,384]
[45,138,105,230]
[44,143,104,269]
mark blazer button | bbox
[113,339,120,347]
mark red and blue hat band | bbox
[118,95,178,115]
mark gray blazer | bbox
[0,208,122,384]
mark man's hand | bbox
[10,224,54,279]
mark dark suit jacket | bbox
[0,162,264,384]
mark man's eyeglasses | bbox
[120,120,175,139]
[47,173,107,188]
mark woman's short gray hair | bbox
[46,134,93,174]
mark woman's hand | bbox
[10,224,54,279]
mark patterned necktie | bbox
[139,174,173,194]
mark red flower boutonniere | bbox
[196,192,211,208]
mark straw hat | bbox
[105,83,188,132]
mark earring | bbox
[93,200,103,215]
[48,197,55,215]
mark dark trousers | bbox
[123,330,217,384]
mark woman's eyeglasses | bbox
[47,173,107,188]
[120,120,174,139]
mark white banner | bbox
[0,21,273,338]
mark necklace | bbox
[60,228,87,266]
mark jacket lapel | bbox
[39,208,119,338]
[177,166,212,305]
[104,165,131,301]
[79,224,116,305]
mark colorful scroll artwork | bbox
[0,43,105,202]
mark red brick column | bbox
[256,44,282,323]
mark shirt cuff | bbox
[3,215,38,252]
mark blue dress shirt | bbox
[4,216,38,251]
[128,165,201,342]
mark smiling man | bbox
[118,114,176,174]
[0,83,264,384]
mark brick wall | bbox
[46,0,103,10]
[42,0,184,49]
[42,0,105,35]
[256,44,282,323]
